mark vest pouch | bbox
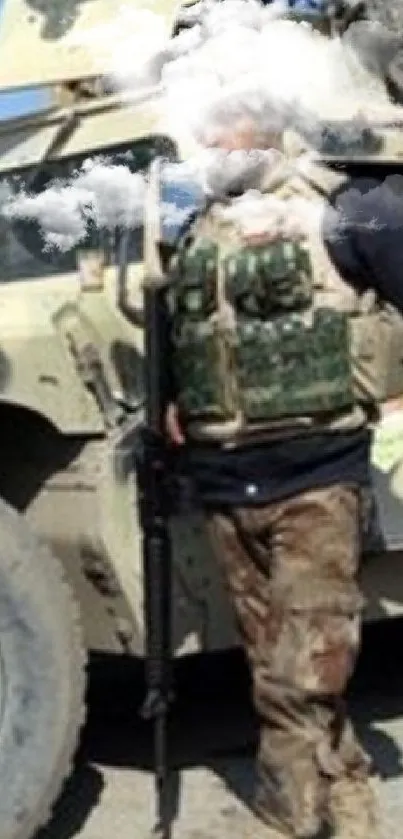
[236,307,355,421]
[172,315,241,422]
[351,306,403,404]
[225,241,313,317]
[172,237,241,426]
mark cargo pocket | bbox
[255,582,365,697]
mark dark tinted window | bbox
[0,135,178,281]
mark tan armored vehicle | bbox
[1,2,403,838]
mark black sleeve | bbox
[324,174,403,314]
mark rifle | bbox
[139,156,174,839]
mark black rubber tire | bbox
[0,497,86,839]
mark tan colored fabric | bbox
[181,155,403,444]
[206,485,371,838]
[329,775,381,839]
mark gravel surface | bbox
[37,621,403,839]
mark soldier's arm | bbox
[160,302,185,446]
[323,174,403,314]
[158,245,185,447]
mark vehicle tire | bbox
[0,497,86,839]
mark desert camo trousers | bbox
[206,484,371,839]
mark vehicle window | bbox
[0,134,178,282]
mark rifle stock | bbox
[140,156,174,839]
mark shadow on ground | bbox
[36,618,403,838]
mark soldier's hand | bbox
[165,402,185,446]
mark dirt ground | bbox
[37,623,403,839]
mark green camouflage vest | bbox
[167,180,403,442]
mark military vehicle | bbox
[1,2,403,838]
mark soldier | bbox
[162,105,403,839]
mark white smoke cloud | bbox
[64,4,170,87]
[1,156,207,252]
[331,174,403,238]
[1,150,279,251]
[215,188,324,241]
[61,0,402,147]
[4,186,93,252]
[2,0,403,253]
[3,149,393,254]
[3,159,145,251]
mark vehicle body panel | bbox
[0,0,184,91]
[0,0,403,660]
